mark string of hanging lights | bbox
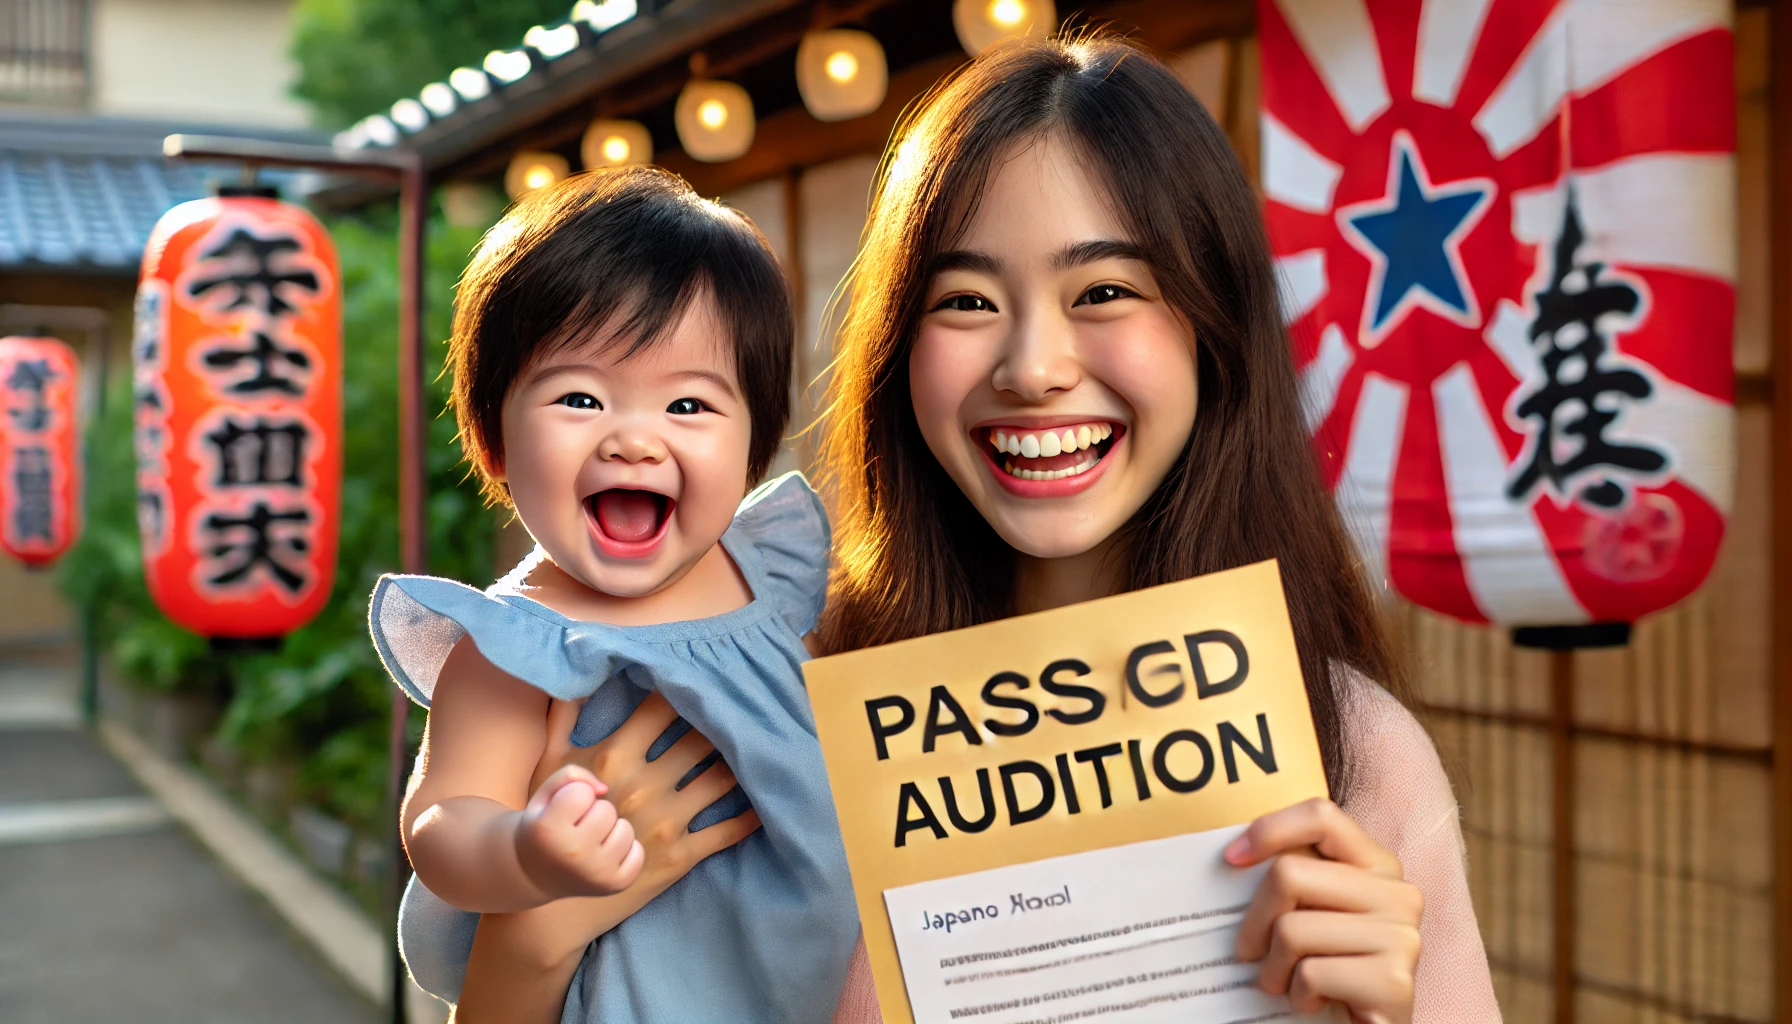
[340,0,1056,195]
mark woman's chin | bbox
[978,508,1125,562]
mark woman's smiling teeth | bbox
[991,423,1111,457]
[986,424,1115,480]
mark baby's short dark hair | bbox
[449,166,794,505]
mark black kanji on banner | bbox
[205,416,310,488]
[1508,196,1666,509]
[186,228,321,318]
[6,358,57,432]
[202,501,311,592]
[201,332,311,396]
[11,446,54,543]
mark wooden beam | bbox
[1084,0,1256,53]
[1550,651,1577,1024]
[1417,702,1776,762]
[1772,1,1792,1022]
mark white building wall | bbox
[796,155,877,408]
[89,0,308,127]
[723,159,877,480]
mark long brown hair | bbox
[816,34,1410,798]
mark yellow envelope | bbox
[805,559,1329,1024]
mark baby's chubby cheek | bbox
[669,460,749,551]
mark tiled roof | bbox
[0,111,323,275]
[0,150,209,270]
[334,0,659,153]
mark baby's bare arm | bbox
[404,637,555,911]
[404,638,640,912]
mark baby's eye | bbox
[931,294,996,314]
[1074,284,1138,306]
[556,393,601,410]
[667,398,707,415]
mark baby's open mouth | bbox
[980,423,1123,481]
[587,489,674,546]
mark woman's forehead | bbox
[951,136,1132,257]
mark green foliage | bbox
[57,198,504,831]
[290,0,578,128]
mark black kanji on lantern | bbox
[11,446,53,543]
[137,490,165,548]
[133,289,163,364]
[133,419,166,464]
[5,359,57,432]
[202,501,311,593]
[1507,196,1666,509]
[205,416,309,488]
[186,228,321,319]
[201,332,311,396]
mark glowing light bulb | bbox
[507,150,569,197]
[989,0,1026,27]
[675,82,753,161]
[824,50,859,83]
[954,0,1053,56]
[601,135,631,163]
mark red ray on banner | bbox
[1259,0,1736,627]
[134,195,342,639]
[0,336,81,568]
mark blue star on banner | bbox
[1340,137,1492,338]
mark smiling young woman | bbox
[819,33,1501,1024]
[820,39,1391,792]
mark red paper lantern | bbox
[133,195,341,639]
[1259,0,1735,627]
[0,336,81,567]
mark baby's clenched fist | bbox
[514,765,645,900]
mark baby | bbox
[368,167,857,1020]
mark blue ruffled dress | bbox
[367,472,858,1023]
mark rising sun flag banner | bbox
[1260,0,1738,628]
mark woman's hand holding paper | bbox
[1225,797,1422,1024]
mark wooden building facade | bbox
[329,1,1792,1019]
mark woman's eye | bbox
[557,393,601,410]
[1076,284,1137,306]
[667,398,706,415]
[932,294,996,314]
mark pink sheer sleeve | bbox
[831,671,1503,1024]
[1337,669,1501,1023]
[832,938,879,1024]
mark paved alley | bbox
[0,664,379,1024]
